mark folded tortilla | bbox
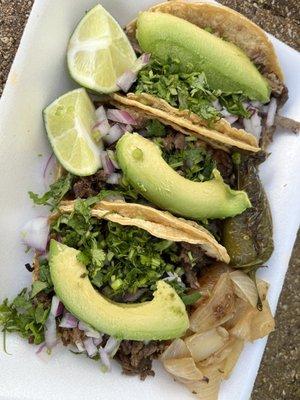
[58,200,230,263]
[116,0,285,153]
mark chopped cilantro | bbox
[145,120,167,137]
[51,199,186,300]
[135,57,250,122]
[181,291,202,306]
[29,173,73,210]
[162,140,215,182]
[0,289,50,345]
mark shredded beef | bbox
[211,149,235,185]
[161,134,177,152]
[180,243,213,289]
[174,133,186,150]
[59,326,85,346]
[115,340,167,380]
[275,115,300,134]
[73,170,108,198]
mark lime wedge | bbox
[43,88,101,176]
[67,4,137,93]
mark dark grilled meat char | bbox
[73,170,108,198]
[180,242,213,289]
[116,340,167,380]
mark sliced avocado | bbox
[136,12,270,103]
[49,240,189,340]
[116,133,251,220]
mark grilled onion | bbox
[190,273,235,332]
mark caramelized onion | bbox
[163,357,204,381]
[186,364,224,400]
[230,270,258,308]
[190,273,236,332]
[185,327,229,362]
[160,338,190,361]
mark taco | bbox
[111,0,299,152]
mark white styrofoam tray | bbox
[0,1,299,399]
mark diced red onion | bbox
[212,99,222,111]
[116,70,137,93]
[224,115,239,124]
[59,312,78,328]
[43,153,56,189]
[78,321,102,339]
[106,172,121,185]
[243,112,262,139]
[100,151,115,175]
[94,119,111,138]
[250,100,261,108]
[75,340,85,352]
[21,217,49,252]
[93,337,103,347]
[107,150,120,169]
[44,314,57,350]
[95,105,107,122]
[50,295,63,318]
[135,53,151,70]
[36,342,47,355]
[220,108,232,117]
[84,338,98,357]
[118,123,133,133]
[103,124,124,145]
[266,98,277,127]
[99,347,111,371]
[107,109,137,125]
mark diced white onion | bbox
[21,217,49,252]
[266,98,277,127]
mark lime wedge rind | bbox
[67,4,137,94]
[44,88,101,177]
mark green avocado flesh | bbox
[136,12,270,103]
[49,240,189,340]
[116,133,251,220]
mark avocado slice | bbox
[49,240,189,340]
[136,12,270,103]
[116,133,251,220]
